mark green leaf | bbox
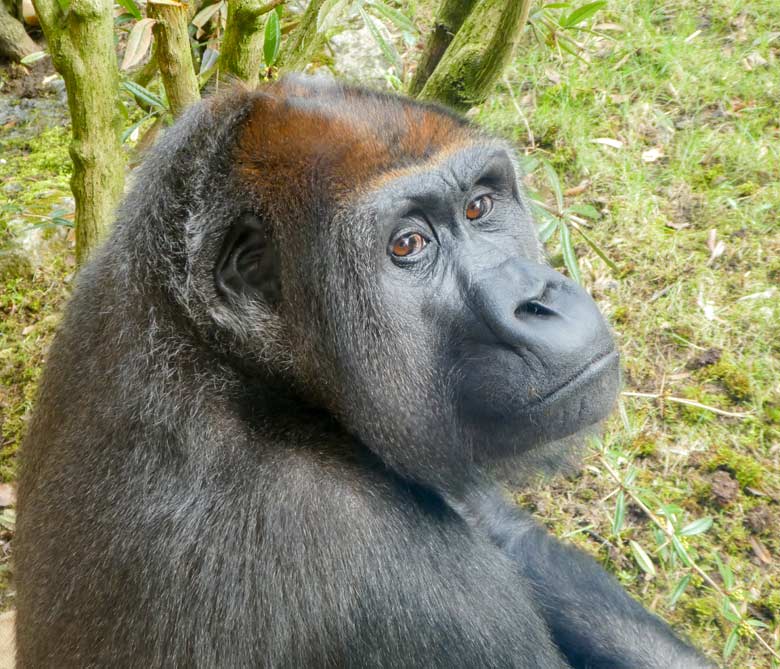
[517,154,539,174]
[116,0,142,19]
[658,503,685,519]
[121,80,167,112]
[612,490,625,535]
[530,203,559,243]
[562,1,606,28]
[624,466,638,486]
[559,221,582,284]
[568,203,601,220]
[56,0,70,12]
[746,618,769,629]
[679,517,713,537]
[670,535,692,567]
[568,220,618,273]
[263,9,281,66]
[121,113,157,143]
[317,0,350,33]
[20,51,47,65]
[556,33,589,62]
[541,160,563,212]
[367,0,416,34]
[721,597,741,625]
[536,217,558,244]
[723,627,739,659]
[714,553,735,590]
[383,72,403,91]
[359,7,401,73]
[629,540,656,577]
[668,575,690,607]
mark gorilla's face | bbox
[221,84,619,484]
[370,145,620,462]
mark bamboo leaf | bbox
[20,51,47,65]
[668,574,691,607]
[559,221,582,284]
[537,217,558,243]
[714,554,735,590]
[624,466,638,486]
[192,1,223,29]
[562,1,606,28]
[612,490,625,535]
[746,618,769,629]
[723,627,739,659]
[670,535,692,567]
[629,540,656,577]
[121,80,167,112]
[263,9,281,66]
[317,0,350,33]
[121,113,157,143]
[199,46,219,75]
[359,7,401,73]
[121,18,156,71]
[568,221,619,273]
[116,0,142,19]
[679,517,713,536]
[721,597,741,624]
[367,0,416,34]
[568,203,601,220]
[541,160,563,212]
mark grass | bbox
[1,0,779,665]
[477,0,779,665]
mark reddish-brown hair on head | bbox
[234,76,478,202]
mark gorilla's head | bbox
[134,76,620,488]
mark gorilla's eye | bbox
[390,232,428,258]
[465,195,493,221]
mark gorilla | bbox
[16,77,711,668]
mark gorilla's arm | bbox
[458,488,714,669]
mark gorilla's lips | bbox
[517,347,621,445]
[530,348,620,410]
[458,344,620,458]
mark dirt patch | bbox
[710,470,739,506]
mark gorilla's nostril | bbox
[518,300,556,317]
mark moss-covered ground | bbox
[477,1,780,666]
[1,0,779,665]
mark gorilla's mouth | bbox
[529,349,619,411]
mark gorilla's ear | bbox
[216,213,280,305]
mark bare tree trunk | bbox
[32,0,125,264]
[276,0,325,72]
[0,3,38,62]
[221,0,282,84]
[407,0,478,97]
[417,0,532,112]
[148,1,199,117]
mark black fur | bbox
[16,79,711,668]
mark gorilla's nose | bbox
[468,257,616,364]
